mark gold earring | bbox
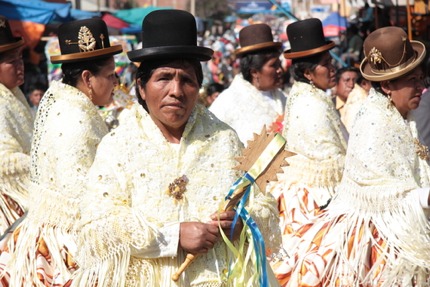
[88,88,93,101]
[386,92,394,107]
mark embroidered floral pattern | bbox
[414,138,430,161]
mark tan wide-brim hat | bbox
[360,26,426,82]
[235,23,282,57]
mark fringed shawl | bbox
[7,80,108,286]
[72,104,282,287]
[0,83,33,233]
[326,89,430,285]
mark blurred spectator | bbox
[333,67,360,137]
[340,24,364,67]
[342,72,370,133]
[205,82,224,107]
[203,50,230,86]
[411,56,430,148]
[333,67,359,112]
[26,82,46,117]
[359,0,374,31]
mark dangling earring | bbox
[386,92,394,108]
[88,88,94,101]
[256,77,260,89]
[309,80,316,92]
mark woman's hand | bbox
[179,222,219,254]
[209,210,244,241]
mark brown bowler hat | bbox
[360,26,426,82]
[51,18,122,64]
[284,18,335,59]
[0,15,24,54]
[235,23,282,57]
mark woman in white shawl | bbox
[269,18,347,285]
[0,18,122,286]
[0,15,33,235]
[283,26,430,287]
[72,10,281,287]
[209,23,286,145]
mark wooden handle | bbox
[172,253,197,281]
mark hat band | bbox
[369,53,416,75]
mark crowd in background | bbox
[2,2,430,286]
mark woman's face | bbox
[253,56,283,91]
[305,52,336,91]
[384,67,425,118]
[29,89,44,107]
[0,49,24,89]
[335,70,359,101]
[88,57,118,106]
[138,61,200,142]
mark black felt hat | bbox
[235,23,282,57]
[50,18,122,64]
[0,15,24,53]
[284,18,335,59]
[127,9,213,62]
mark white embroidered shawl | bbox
[280,81,347,205]
[8,80,108,286]
[0,83,33,232]
[327,89,430,284]
[209,73,286,145]
[73,103,282,287]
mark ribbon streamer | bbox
[223,133,286,286]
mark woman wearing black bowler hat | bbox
[0,18,122,286]
[268,18,347,285]
[0,15,32,235]
[271,25,430,287]
[209,23,286,145]
[72,9,281,287]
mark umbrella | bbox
[322,11,348,37]
[113,6,170,27]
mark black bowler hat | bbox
[284,18,335,59]
[0,15,24,54]
[51,18,122,64]
[127,9,213,62]
[235,23,282,57]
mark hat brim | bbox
[0,38,24,54]
[360,41,426,82]
[235,42,282,56]
[50,45,123,64]
[127,46,213,62]
[283,41,335,59]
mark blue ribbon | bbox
[225,173,268,287]
[223,133,286,286]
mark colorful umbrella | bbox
[322,12,348,37]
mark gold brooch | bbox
[0,19,5,28]
[66,26,96,52]
[414,138,429,161]
[78,26,96,52]
[166,175,189,201]
[369,47,383,65]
